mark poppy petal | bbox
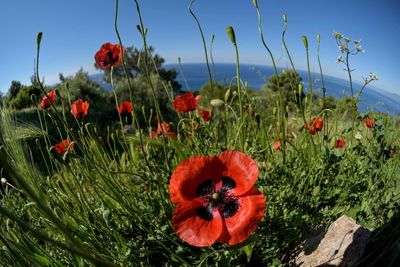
[172,199,223,247]
[169,155,224,204]
[217,150,259,196]
[218,188,266,245]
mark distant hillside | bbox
[89,63,400,115]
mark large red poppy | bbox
[40,90,56,109]
[70,99,89,120]
[173,92,200,113]
[119,101,133,116]
[169,150,266,247]
[365,117,375,128]
[54,139,74,155]
[95,43,124,69]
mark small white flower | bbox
[369,72,378,81]
[344,37,351,43]
[332,32,343,39]
[356,45,365,53]
[355,132,362,140]
[339,43,347,53]
[1,177,6,185]
[336,55,342,63]
[354,39,361,45]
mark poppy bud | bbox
[37,32,43,47]
[226,26,236,45]
[283,14,287,23]
[301,35,308,50]
[210,99,225,108]
[1,177,6,185]
[252,0,258,7]
[224,89,231,102]
[317,34,320,43]
[298,83,303,96]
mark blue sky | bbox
[1,0,399,94]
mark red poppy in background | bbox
[335,138,345,149]
[273,140,281,151]
[40,90,56,109]
[305,117,323,135]
[151,121,176,139]
[119,101,133,116]
[54,139,74,155]
[365,117,375,128]
[95,43,124,69]
[169,150,266,247]
[198,109,211,122]
[173,92,200,113]
[71,99,89,120]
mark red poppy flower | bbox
[305,117,323,135]
[169,150,266,247]
[40,90,56,109]
[335,138,345,149]
[119,101,133,116]
[173,92,200,113]
[273,140,281,151]
[151,122,176,139]
[315,118,323,131]
[95,43,124,69]
[365,117,375,128]
[198,109,211,122]
[54,139,74,155]
[71,99,89,120]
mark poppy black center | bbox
[196,177,240,221]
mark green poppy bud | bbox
[224,89,231,102]
[283,14,287,23]
[226,26,236,45]
[252,0,258,7]
[298,83,303,95]
[301,35,308,50]
[317,34,320,43]
[210,99,225,108]
[37,32,43,47]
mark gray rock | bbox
[294,215,371,266]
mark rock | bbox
[294,215,371,266]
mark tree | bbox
[263,70,303,110]
[58,69,110,108]
[7,80,24,100]
[9,84,41,109]
[95,45,181,92]
[114,73,175,124]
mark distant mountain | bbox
[88,63,400,115]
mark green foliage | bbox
[7,80,24,100]
[57,69,110,108]
[263,70,303,110]
[8,84,41,110]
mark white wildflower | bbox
[332,32,343,39]
[355,132,362,140]
[0,178,6,185]
[369,72,378,81]
[336,55,342,63]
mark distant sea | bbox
[164,63,400,116]
[90,63,400,115]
